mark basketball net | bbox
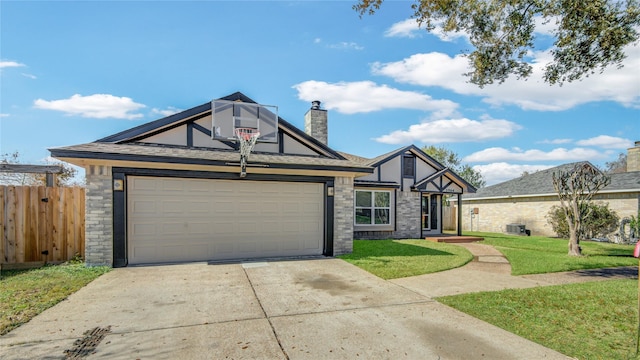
[234,128,260,177]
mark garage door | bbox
[127,176,324,264]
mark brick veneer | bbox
[84,165,113,266]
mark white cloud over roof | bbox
[463,147,608,163]
[34,94,145,120]
[575,135,634,149]
[374,117,521,144]
[293,80,458,116]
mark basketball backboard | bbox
[211,100,278,143]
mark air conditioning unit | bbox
[506,224,527,235]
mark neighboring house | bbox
[453,142,640,238]
[50,92,475,267]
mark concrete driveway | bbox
[0,258,570,359]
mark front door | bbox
[421,193,439,236]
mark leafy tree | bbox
[551,163,610,256]
[0,151,80,186]
[546,203,619,240]
[422,145,486,188]
[354,0,640,87]
[605,153,627,174]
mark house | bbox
[341,146,476,239]
[453,142,640,238]
[50,92,475,267]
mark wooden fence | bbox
[443,205,457,231]
[0,186,85,265]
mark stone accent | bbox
[304,101,328,145]
[394,191,421,238]
[333,176,354,255]
[85,165,113,266]
[628,141,640,172]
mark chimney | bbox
[628,141,640,172]
[304,100,328,145]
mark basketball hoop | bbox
[234,127,260,177]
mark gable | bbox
[99,95,342,159]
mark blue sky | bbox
[1,1,638,185]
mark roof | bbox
[50,142,372,173]
[50,92,374,174]
[341,146,476,193]
[461,161,640,200]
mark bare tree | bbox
[552,163,611,256]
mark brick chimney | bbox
[304,100,328,145]
[628,141,640,172]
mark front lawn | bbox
[338,239,473,279]
[438,279,639,360]
[0,263,110,335]
[468,232,637,275]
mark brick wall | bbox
[394,191,421,238]
[85,165,113,266]
[461,192,639,238]
[333,176,354,255]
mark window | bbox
[355,190,391,225]
[403,156,415,178]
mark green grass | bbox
[467,232,637,275]
[438,280,639,360]
[338,239,473,279]
[0,263,110,335]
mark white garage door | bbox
[127,176,324,265]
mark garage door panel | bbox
[128,177,324,264]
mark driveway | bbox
[0,258,570,359]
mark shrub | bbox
[546,202,619,240]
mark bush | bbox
[546,202,619,240]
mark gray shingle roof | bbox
[50,142,373,173]
[463,161,640,199]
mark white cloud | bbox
[327,42,364,50]
[575,135,633,149]
[384,19,467,42]
[151,107,182,117]
[463,147,607,163]
[371,42,640,111]
[539,138,572,144]
[375,117,521,145]
[0,113,9,118]
[473,162,554,186]
[21,73,37,79]
[533,16,558,36]
[0,61,25,68]
[293,80,458,116]
[34,94,145,119]
[384,19,421,38]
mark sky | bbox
[1,1,639,186]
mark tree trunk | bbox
[568,220,582,256]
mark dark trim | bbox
[325,180,335,256]
[192,122,211,137]
[98,103,212,143]
[278,117,345,160]
[278,131,284,153]
[50,149,373,174]
[186,122,194,147]
[457,193,462,236]
[353,182,400,189]
[112,172,127,268]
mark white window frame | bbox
[354,190,392,226]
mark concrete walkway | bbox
[391,242,638,298]
[0,256,575,360]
